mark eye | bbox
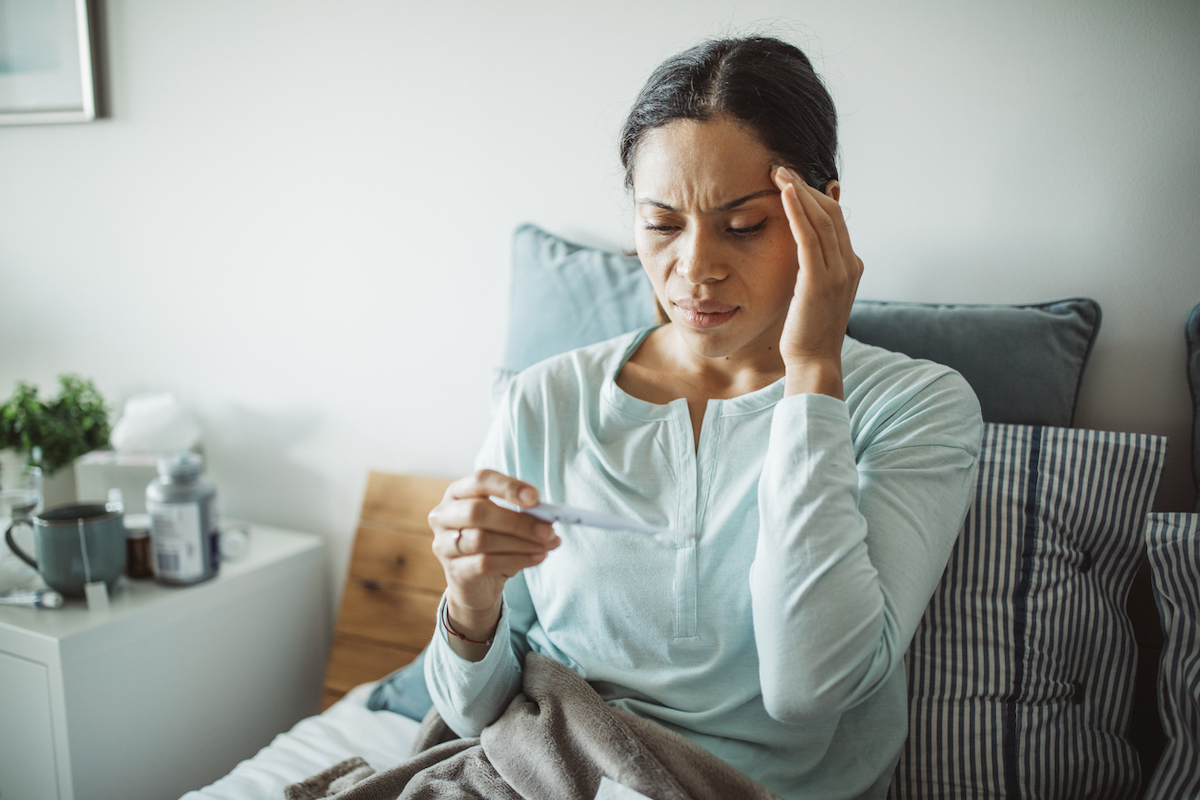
[728,220,767,237]
[644,223,679,235]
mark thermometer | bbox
[522,501,693,545]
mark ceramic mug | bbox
[5,504,127,597]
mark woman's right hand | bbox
[427,469,559,651]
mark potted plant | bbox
[0,375,112,507]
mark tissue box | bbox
[74,451,159,513]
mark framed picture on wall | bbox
[0,0,96,125]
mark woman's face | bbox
[631,116,801,365]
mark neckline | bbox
[601,326,809,420]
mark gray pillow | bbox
[847,299,1101,427]
[501,225,1101,428]
[1186,303,1199,511]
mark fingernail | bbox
[549,535,561,549]
[536,523,555,540]
[520,488,538,506]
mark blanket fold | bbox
[284,756,376,800]
[286,652,782,800]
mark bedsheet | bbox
[182,683,420,800]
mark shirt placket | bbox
[672,406,699,640]
[672,399,724,641]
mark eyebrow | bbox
[636,189,777,213]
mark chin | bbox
[672,323,746,359]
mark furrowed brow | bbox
[714,190,776,211]
[636,190,777,214]
[636,198,677,212]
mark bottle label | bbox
[147,501,205,581]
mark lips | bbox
[673,299,738,329]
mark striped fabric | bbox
[1144,513,1200,799]
[890,424,1167,800]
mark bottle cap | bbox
[124,513,151,537]
[157,452,203,482]
[219,527,250,561]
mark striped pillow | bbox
[1144,513,1200,799]
[890,424,1167,800]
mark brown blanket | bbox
[285,652,782,800]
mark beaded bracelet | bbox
[441,602,494,646]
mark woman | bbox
[425,36,982,799]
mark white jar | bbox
[145,452,219,585]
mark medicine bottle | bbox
[146,452,220,585]
[124,512,154,579]
[105,488,152,579]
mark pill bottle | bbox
[146,452,219,585]
[124,512,154,579]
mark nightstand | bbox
[0,524,328,800]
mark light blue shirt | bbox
[427,327,982,800]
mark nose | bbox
[676,226,727,284]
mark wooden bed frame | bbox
[321,471,452,711]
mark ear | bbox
[824,180,841,202]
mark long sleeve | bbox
[423,384,538,738]
[424,576,536,737]
[750,371,982,722]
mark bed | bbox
[182,684,420,800]
[182,471,444,800]
[186,226,1200,800]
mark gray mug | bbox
[5,503,127,598]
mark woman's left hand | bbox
[772,166,864,400]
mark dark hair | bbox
[619,36,838,192]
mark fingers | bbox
[772,166,858,280]
[430,494,555,546]
[445,551,550,583]
[431,471,557,627]
[772,165,865,375]
[777,167,864,304]
[428,469,559,562]
[434,524,559,560]
[808,186,864,290]
[446,468,539,508]
[773,167,808,244]
[777,180,824,278]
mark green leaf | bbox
[0,375,111,475]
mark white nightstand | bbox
[0,524,329,800]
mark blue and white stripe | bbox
[1144,512,1200,800]
[891,423,1166,800]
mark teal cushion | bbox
[502,224,657,373]
[365,649,432,721]
[847,299,1101,427]
[501,225,1102,426]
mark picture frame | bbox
[0,0,96,126]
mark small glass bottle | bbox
[107,489,149,579]
[124,512,154,579]
[146,452,219,585]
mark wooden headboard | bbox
[321,471,453,711]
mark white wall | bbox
[2,0,1197,613]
